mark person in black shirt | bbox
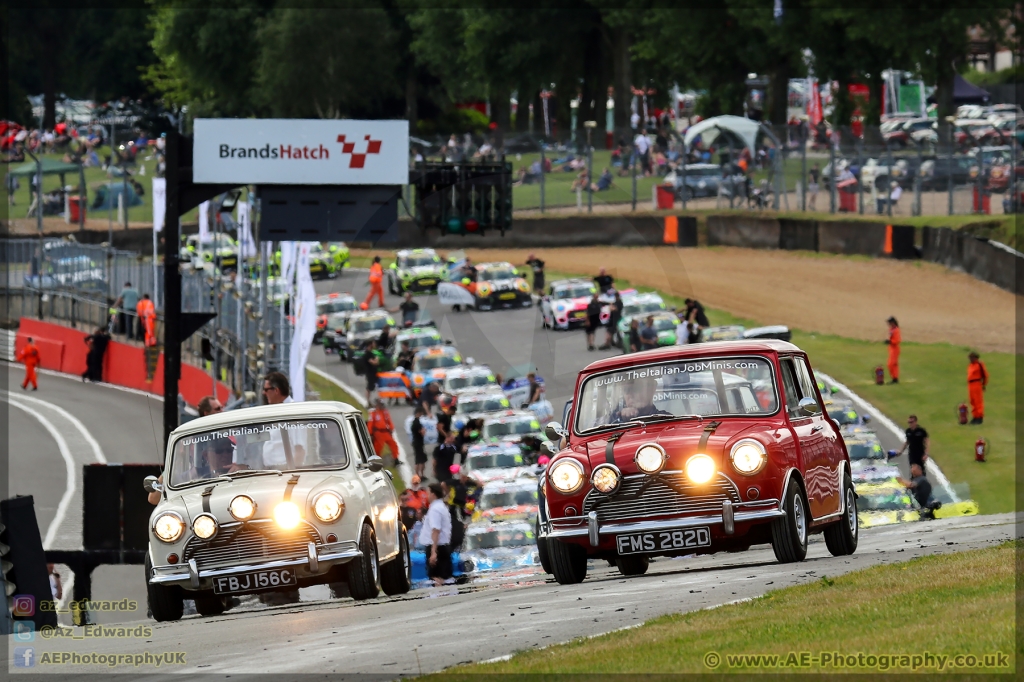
[585,292,603,351]
[411,407,428,479]
[527,372,543,405]
[421,381,441,414]
[376,324,392,354]
[897,415,929,473]
[390,293,420,327]
[525,253,545,294]
[899,463,937,511]
[435,403,453,442]
[364,340,380,402]
[607,290,624,346]
[594,267,614,293]
[627,319,642,353]
[433,432,457,482]
[684,298,710,327]
[396,341,415,371]
[83,327,110,382]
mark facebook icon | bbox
[14,647,35,668]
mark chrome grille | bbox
[184,521,322,568]
[583,472,740,522]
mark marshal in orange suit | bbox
[884,316,901,384]
[967,352,988,424]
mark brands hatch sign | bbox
[193,119,409,185]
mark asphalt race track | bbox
[6,264,1008,674]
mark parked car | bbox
[538,341,858,584]
[144,401,411,621]
[540,278,599,330]
[665,163,723,200]
[387,248,447,294]
[315,293,358,341]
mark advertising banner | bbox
[193,118,409,185]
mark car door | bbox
[346,415,399,558]
[779,357,831,519]
[794,356,842,517]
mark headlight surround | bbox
[477,283,492,296]
[591,464,622,494]
[685,454,716,484]
[228,495,257,521]
[192,513,219,540]
[730,439,767,475]
[312,491,345,523]
[548,458,585,494]
[273,501,302,530]
[634,444,667,475]
[153,511,185,543]
[516,279,530,293]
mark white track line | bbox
[2,360,165,401]
[12,393,108,465]
[3,397,76,550]
[817,371,957,501]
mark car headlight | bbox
[549,459,585,494]
[273,501,302,530]
[516,279,530,292]
[228,495,257,521]
[312,491,345,523]
[685,454,716,484]
[478,283,491,296]
[635,443,667,475]
[591,464,622,494]
[192,513,219,540]
[730,439,767,475]
[153,512,185,543]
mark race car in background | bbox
[698,325,793,343]
[459,521,541,578]
[387,248,447,294]
[621,311,681,351]
[480,410,545,443]
[180,233,238,272]
[461,443,533,486]
[393,326,444,358]
[327,242,350,269]
[338,310,394,361]
[502,373,546,409]
[614,291,668,340]
[315,292,358,341]
[472,478,541,524]
[540,278,599,330]
[451,388,512,430]
[272,243,339,280]
[442,365,499,395]
[409,346,464,396]
[448,261,532,311]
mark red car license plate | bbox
[616,527,711,555]
[213,568,297,594]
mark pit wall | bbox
[13,318,231,406]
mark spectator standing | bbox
[419,488,455,590]
[363,340,381,403]
[584,292,603,351]
[607,290,624,347]
[807,163,820,211]
[197,395,224,417]
[966,352,988,424]
[390,293,419,328]
[411,409,428,479]
[634,129,651,175]
[884,317,901,384]
[640,315,659,350]
[527,372,543,405]
[525,253,545,294]
[593,267,614,294]
[896,415,929,474]
[433,432,458,483]
[116,281,140,339]
[627,319,642,353]
[82,327,110,382]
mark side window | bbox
[795,358,822,413]
[346,416,373,463]
[779,359,803,419]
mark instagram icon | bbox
[12,594,35,617]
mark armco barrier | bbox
[14,318,231,406]
[706,216,781,249]
[922,227,1022,295]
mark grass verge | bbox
[429,542,1016,676]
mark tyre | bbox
[145,555,183,622]
[824,476,859,556]
[548,539,588,584]
[616,554,650,577]
[521,297,532,308]
[475,297,492,312]
[771,478,809,563]
[380,529,412,596]
[387,277,396,295]
[193,591,227,617]
[347,523,381,600]
[536,520,552,574]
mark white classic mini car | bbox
[143,401,410,621]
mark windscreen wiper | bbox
[629,414,703,426]
[225,469,285,479]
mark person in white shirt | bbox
[259,371,295,467]
[634,130,651,175]
[418,482,453,585]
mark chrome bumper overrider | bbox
[545,501,785,546]
[150,541,361,587]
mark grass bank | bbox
[431,542,1015,676]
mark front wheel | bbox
[548,539,587,584]
[771,478,809,563]
[616,554,650,577]
[146,554,183,622]
[536,520,552,574]
[381,529,412,595]
[193,592,227,617]
[348,523,382,600]
[824,477,859,556]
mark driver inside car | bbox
[608,376,671,423]
[198,437,248,477]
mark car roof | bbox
[169,401,361,439]
[477,261,514,269]
[484,410,536,423]
[317,292,354,301]
[480,478,536,492]
[581,340,797,374]
[398,327,440,338]
[396,248,437,256]
[457,386,506,397]
[551,278,594,288]
[416,345,459,357]
[465,520,533,535]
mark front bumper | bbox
[485,291,532,307]
[149,540,361,591]
[403,276,443,293]
[544,500,784,547]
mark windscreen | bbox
[446,374,492,391]
[554,285,596,299]
[168,419,348,487]
[458,395,510,414]
[399,254,438,268]
[847,441,884,461]
[480,488,538,509]
[318,298,356,314]
[401,333,442,349]
[650,316,677,331]
[326,312,350,330]
[483,416,540,438]
[415,353,460,370]
[623,299,665,317]
[574,357,778,432]
[464,527,534,550]
[466,451,523,470]
[352,316,388,332]
[480,265,516,281]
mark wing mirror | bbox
[540,440,558,456]
[143,475,164,493]
[545,421,568,442]
[831,418,841,431]
[798,397,821,416]
[366,455,385,472]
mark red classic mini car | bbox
[537,340,858,584]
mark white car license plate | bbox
[616,527,711,555]
[213,568,297,594]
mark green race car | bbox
[615,291,668,343]
[387,248,447,294]
[271,243,339,280]
[327,242,350,269]
[622,310,680,352]
[180,233,238,272]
